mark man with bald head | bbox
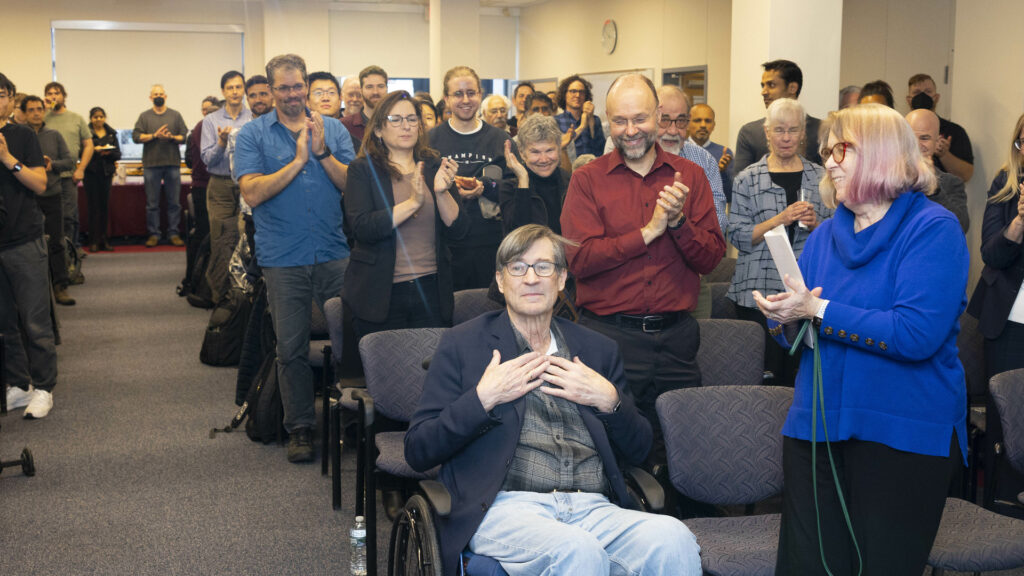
[132,84,188,247]
[907,73,973,183]
[561,74,725,467]
[340,76,362,119]
[602,86,725,233]
[689,103,734,204]
[906,108,969,232]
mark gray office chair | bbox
[657,385,792,575]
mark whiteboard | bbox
[579,69,654,137]
[53,28,243,131]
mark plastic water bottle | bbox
[350,516,367,576]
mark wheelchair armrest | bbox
[419,479,452,517]
[625,466,665,512]
[350,388,375,428]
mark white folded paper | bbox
[763,224,814,348]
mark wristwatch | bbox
[10,161,22,172]
[315,145,332,161]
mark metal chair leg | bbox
[321,345,333,475]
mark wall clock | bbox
[602,19,617,55]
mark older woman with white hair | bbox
[727,97,831,386]
[499,114,571,234]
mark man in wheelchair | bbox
[405,224,702,575]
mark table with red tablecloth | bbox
[78,176,192,238]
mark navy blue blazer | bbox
[405,310,652,575]
[968,170,1024,339]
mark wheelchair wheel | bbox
[388,494,442,576]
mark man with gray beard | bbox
[561,74,725,468]
[604,85,725,234]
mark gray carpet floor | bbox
[3,250,1023,576]
[0,251,388,575]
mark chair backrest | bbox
[323,297,344,363]
[656,385,792,506]
[704,256,737,284]
[990,368,1024,476]
[453,288,503,325]
[957,312,986,399]
[708,282,737,319]
[697,319,765,386]
[359,327,448,423]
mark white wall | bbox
[518,0,733,140]
[0,0,264,129]
[328,4,517,91]
[840,0,954,117]
[951,0,1024,291]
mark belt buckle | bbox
[641,315,664,333]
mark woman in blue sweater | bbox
[754,104,968,575]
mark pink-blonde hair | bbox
[819,103,935,209]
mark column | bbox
[728,0,843,147]
[429,0,480,100]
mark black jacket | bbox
[86,123,121,177]
[343,156,469,324]
[968,170,1024,339]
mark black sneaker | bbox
[287,427,314,463]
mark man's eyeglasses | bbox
[1014,138,1024,151]
[450,90,479,100]
[505,261,558,277]
[273,83,306,95]
[566,89,586,96]
[821,142,854,164]
[385,114,420,127]
[658,115,690,129]
[311,89,338,99]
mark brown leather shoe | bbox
[145,235,159,248]
[169,235,185,247]
[54,287,76,306]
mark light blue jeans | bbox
[263,258,347,432]
[143,165,182,237]
[469,491,702,576]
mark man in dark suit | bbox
[732,59,822,177]
[405,224,701,575]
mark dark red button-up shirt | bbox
[561,144,725,315]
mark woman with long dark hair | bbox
[343,91,466,338]
[84,106,120,251]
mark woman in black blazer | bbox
[968,112,1024,379]
[84,106,121,251]
[343,91,467,339]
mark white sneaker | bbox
[6,385,34,410]
[24,389,53,419]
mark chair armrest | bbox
[419,479,452,517]
[351,388,375,428]
[625,466,665,512]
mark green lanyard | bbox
[790,321,863,575]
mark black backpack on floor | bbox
[181,234,214,309]
[244,353,286,444]
[199,288,253,366]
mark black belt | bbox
[583,309,683,333]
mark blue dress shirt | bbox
[234,109,355,268]
[201,106,254,177]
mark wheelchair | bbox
[388,469,665,576]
